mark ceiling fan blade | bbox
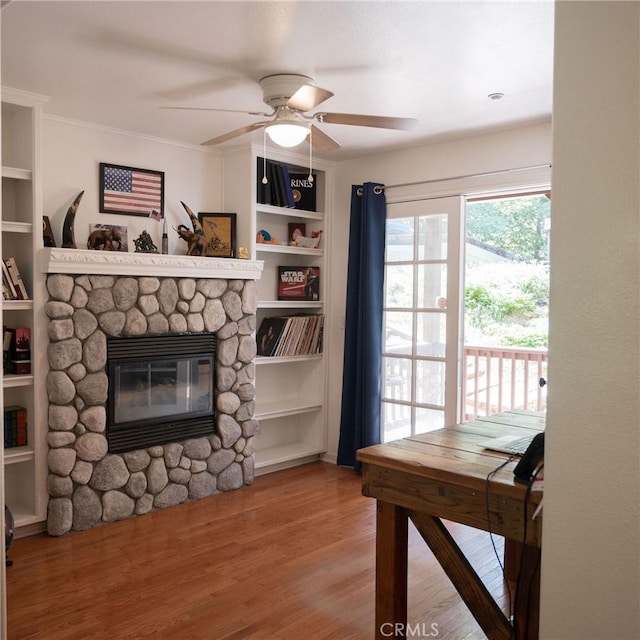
[287,84,334,112]
[152,76,248,103]
[308,124,341,153]
[201,122,268,146]
[162,106,272,117]
[314,112,419,131]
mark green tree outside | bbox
[466,194,550,262]
[465,194,550,348]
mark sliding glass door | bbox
[382,196,464,441]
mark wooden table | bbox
[356,410,544,640]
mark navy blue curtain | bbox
[337,182,386,470]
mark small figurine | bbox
[133,230,158,253]
[238,246,249,259]
[291,229,322,249]
[175,201,207,256]
[87,227,122,251]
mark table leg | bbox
[504,538,519,582]
[375,500,408,640]
[513,542,541,640]
[409,511,512,640]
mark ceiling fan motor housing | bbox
[260,74,315,108]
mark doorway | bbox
[463,193,550,419]
[381,192,550,442]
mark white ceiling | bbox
[1,0,554,160]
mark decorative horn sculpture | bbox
[181,201,204,235]
[61,190,84,249]
[175,201,207,256]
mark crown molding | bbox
[42,113,219,154]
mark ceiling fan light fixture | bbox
[265,122,309,147]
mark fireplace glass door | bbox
[112,356,212,425]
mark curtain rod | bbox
[383,163,551,190]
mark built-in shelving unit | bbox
[222,144,332,474]
[1,87,49,533]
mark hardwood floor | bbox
[6,462,508,639]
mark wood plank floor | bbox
[6,462,509,639]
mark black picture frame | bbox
[198,212,237,258]
[99,162,164,217]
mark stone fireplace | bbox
[42,249,263,536]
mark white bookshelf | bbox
[222,144,332,473]
[1,87,49,534]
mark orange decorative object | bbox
[256,229,278,244]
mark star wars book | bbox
[277,266,320,301]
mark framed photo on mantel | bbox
[198,212,237,258]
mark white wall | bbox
[540,3,639,638]
[324,121,552,461]
[42,116,222,253]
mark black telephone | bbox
[513,433,545,484]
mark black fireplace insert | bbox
[106,333,216,453]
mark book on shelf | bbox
[256,316,289,357]
[272,161,290,209]
[1,260,17,300]
[280,164,296,208]
[11,327,31,375]
[258,159,294,208]
[1,272,12,300]
[266,160,281,205]
[2,257,29,300]
[3,405,27,448]
[3,326,14,374]
[257,159,315,210]
[256,314,324,358]
[289,172,316,212]
[278,266,320,301]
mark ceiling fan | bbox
[163,73,418,152]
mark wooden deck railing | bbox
[462,345,548,420]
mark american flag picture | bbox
[100,163,164,217]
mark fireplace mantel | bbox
[40,248,263,280]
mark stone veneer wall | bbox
[45,273,258,536]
